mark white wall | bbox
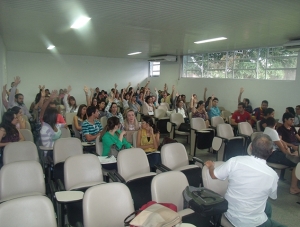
[147,56,300,119]
[0,35,8,117]
[6,51,148,107]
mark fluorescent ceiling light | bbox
[194,37,227,44]
[71,16,91,29]
[47,45,55,50]
[128,52,142,55]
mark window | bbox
[149,62,160,77]
[182,47,298,80]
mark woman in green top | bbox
[102,116,132,156]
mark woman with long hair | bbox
[73,104,87,132]
[190,99,210,128]
[124,109,140,131]
[105,97,124,125]
[136,115,161,170]
[98,100,107,119]
[8,106,26,129]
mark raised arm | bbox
[34,86,45,110]
[124,82,131,93]
[40,90,58,121]
[170,85,175,100]
[207,95,214,111]
[238,87,244,103]
[8,76,21,108]
[89,88,94,106]
[164,83,168,92]
[2,85,8,110]
[83,86,90,106]
[63,85,72,112]
[144,80,150,90]
[203,87,207,102]
[190,95,196,113]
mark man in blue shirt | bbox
[207,95,220,119]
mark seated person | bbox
[237,87,252,113]
[276,107,296,128]
[73,104,87,135]
[128,95,140,114]
[252,100,268,124]
[263,117,300,194]
[160,84,174,107]
[231,102,251,126]
[190,99,209,128]
[105,98,124,125]
[277,112,300,152]
[173,100,189,123]
[136,115,161,170]
[102,116,132,157]
[206,95,221,119]
[9,106,26,129]
[124,109,140,144]
[205,134,285,227]
[294,105,300,126]
[142,94,155,116]
[82,106,103,142]
[260,108,274,130]
[63,86,78,113]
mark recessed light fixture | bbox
[128,52,142,55]
[47,45,55,50]
[71,16,91,29]
[194,37,227,44]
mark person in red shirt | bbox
[231,102,251,126]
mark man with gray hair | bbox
[205,134,286,227]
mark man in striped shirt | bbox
[82,106,103,142]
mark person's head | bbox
[98,101,106,111]
[152,96,156,103]
[92,98,98,107]
[131,95,137,102]
[296,105,300,115]
[181,95,186,102]
[251,134,273,160]
[95,87,100,93]
[263,108,274,118]
[139,92,143,99]
[243,98,250,106]
[77,104,87,120]
[109,102,118,114]
[125,109,136,123]
[43,108,58,129]
[115,92,119,99]
[125,93,130,101]
[282,112,295,126]
[45,89,50,96]
[86,106,99,119]
[266,117,276,128]
[11,82,15,88]
[162,91,168,98]
[261,100,268,110]
[237,102,245,113]
[48,101,56,109]
[286,107,295,117]
[212,97,219,107]
[145,96,153,104]
[15,93,24,105]
[59,89,64,95]
[176,100,184,108]
[141,115,158,133]
[9,106,22,118]
[2,111,18,126]
[107,116,120,131]
[196,100,205,110]
[68,96,77,107]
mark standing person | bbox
[207,95,221,119]
[237,87,253,113]
[8,76,32,119]
[81,106,103,142]
[205,134,286,227]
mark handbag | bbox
[109,144,125,157]
[124,201,181,227]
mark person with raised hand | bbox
[238,87,252,113]
[206,94,221,119]
[63,85,78,113]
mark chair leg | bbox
[279,169,286,181]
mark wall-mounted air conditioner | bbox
[148,55,177,62]
[283,40,300,51]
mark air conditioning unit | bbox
[148,55,177,62]
[283,40,300,51]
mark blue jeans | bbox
[257,202,287,227]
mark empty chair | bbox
[211,116,224,129]
[151,171,211,226]
[112,148,156,210]
[221,110,231,123]
[238,122,253,147]
[154,108,170,133]
[213,124,245,161]
[256,120,262,132]
[167,113,190,143]
[251,131,263,141]
[65,112,76,126]
[0,195,57,227]
[0,160,45,202]
[82,183,134,227]
[3,141,39,165]
[202,162,233,227]
[160,143,203,187]
[19,128,34,142]
[157,105,168,112]
[160,102,170,110]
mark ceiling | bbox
[0,0,300,59]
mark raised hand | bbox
[38,85,42,90]
[129,82,131,86]
[50,90,58,99]
[211,94,215,100]
[41,89,46,97]
[176,92,179,97]
[114,83,117,88]
[90,88,93,94]
[240,87,244,93]
[83,86,89,94]
[2,84,7,96]
[67,85,72,93]
[172,85,175,91]
[154,87,157,92]
[204,87,207,92]
[108,96,113,103]
[41,85,45,90]
[14,76,21,86]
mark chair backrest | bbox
[0,195,57,227]
[132,131,138,147]
[221,110,231,122]
[256,120,262,132]
[161,143,189,169]
[157,105,168,112]
[65,112,76,125]
[100,117,107,128]
[251,132,263,141]
[160,102,169,110]
[22,115,28,122]
[95,135,103,155]
[190,118,207,130]
[170,113,184,129]
[3,141,39,165]
[64,154,103,191]
[60,127,71,138]
[151,171,189,211]
[202,161,228,196]
[19,129,34,142]
[72,121,81,139]
[117,148,150,181]
[124,130,138,145]
[83,183,134,227]
[217,124,234,139]
[211,116,224,128]
[53,138,83,165]
[154,108,167,119]
[238,122,253,136]
[25,121,31,130]
[0,161,45,201]
[218,106,226,111]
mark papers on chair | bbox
[98,156,117,164]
